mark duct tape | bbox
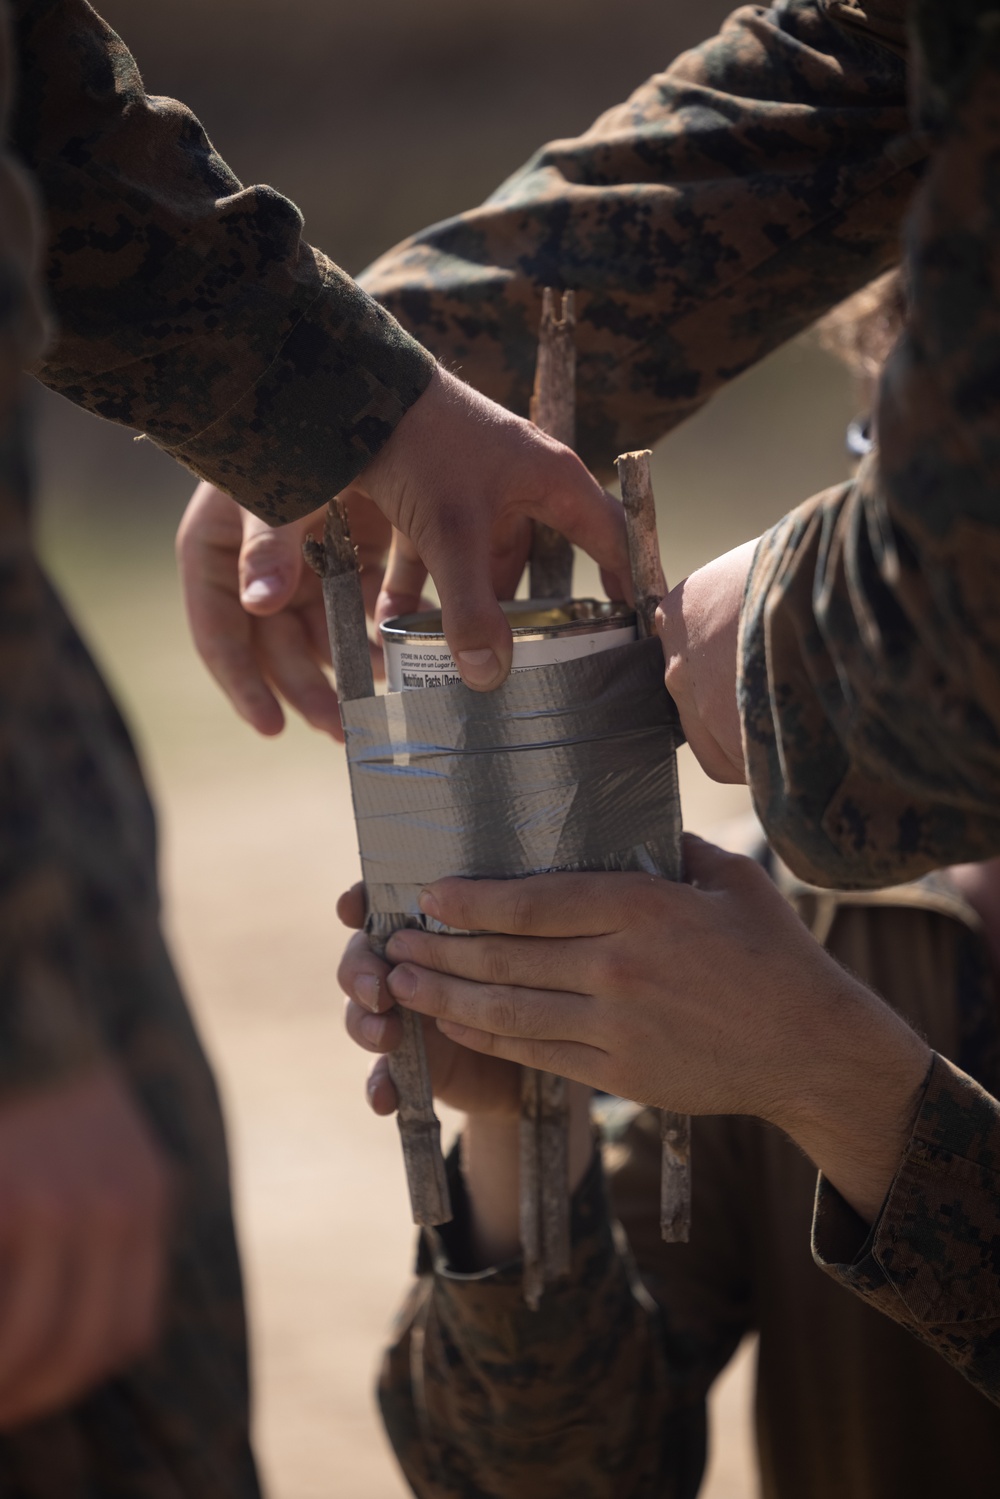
[340,636,683,947]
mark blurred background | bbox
[32,2,863,1494]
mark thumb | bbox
[681,832,736,888]
[239,508,319,616]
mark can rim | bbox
[380,598,636,643]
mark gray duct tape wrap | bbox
[340,636,683,943]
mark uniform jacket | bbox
[381,857,1000,1498]
[0,3,433,1491]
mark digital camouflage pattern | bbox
[360,0,922,480]
[381,859,1000,1499]
[740,4,1000,888]
[12,0,434,524]
[359,0,1000,1421]
[0,0,441,1492]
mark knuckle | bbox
[488,987,522,1036]
[510,885,536,936]
[591,944,626,996]
[481,940,512,987]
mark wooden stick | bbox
[528,288,576,600]
[615,450,692,1245]
[518,290,577,1305]
[305,502,451,1228]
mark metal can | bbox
[380,599,637,692]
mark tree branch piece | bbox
[529,288,576,599]
[305,501,451,1227]
[614,449,691,1244]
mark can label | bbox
[381,601,637,693]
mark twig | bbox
[529,288,576,599]
[615,450,691,1244]
[305,501,451,1227]
[518,290,577,1305]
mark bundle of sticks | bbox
[307,289,690,1304]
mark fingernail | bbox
[366,1071,381,1102]
[355,973,380,1011]
[359,1013,384,1045]
[241,575,283,605]
[389,965,416,1000]
[456,648,500,687]
[438,1018,467,1041]
[386,933,411,961]
[418,888,440,920]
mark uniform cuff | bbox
[162,253,436,524]
[812,1053,1000,1323]
[416,1140,635,1345]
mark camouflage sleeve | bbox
[8,0,435,524]
[360,0,922,476]
[739,4,1000,887]
[812,1052,1000,1403]
[379,1116,751,1498]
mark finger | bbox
[3,1204,124,1424]
[433,1016,605,1089]
[0,1200,68,1422]
[377,529,429,625]
[365,1055,398,1116]
[599,563,632,607]
[337,930,393,1014]
[176,486,285,735]
[386,961,599,1046]
[489,510,533,604]
[385,927,601,997]
[681,832,738,888]
[417,871,652,939]
[344,996,403,1054]
[336,883,367,930]
[253,611,343,737]
[419,510,514,689]
[528,452,631,586]
[239,508,319,616]
[109,1161,171,1371]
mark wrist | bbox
[769,974,931,1224]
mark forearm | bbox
[812,1053,1000,1405]
[361,0,921,474]
[10,0,434,523]
[767,964,932,1224]
[459,1082,592,1267]
[739,7,1000,887]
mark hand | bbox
[381,836,932,1223]
[338,883,593,1266]
[177,482,389,739]
[336,883,521,1118]
[177,366,627,727]
[0,1064,172,1429]
[330,365,629,689]
[655,538,759,783]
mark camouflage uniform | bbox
[380,853,1000,1498]
[355,0,1000,1453]
[0,2,435,1493]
